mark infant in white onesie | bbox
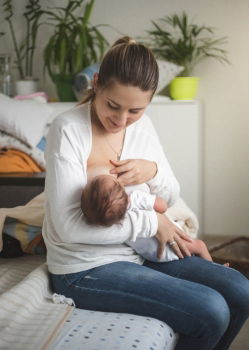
[81,172,179,262]
[81,172,213,263]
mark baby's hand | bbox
[154,197,168,214]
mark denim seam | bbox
[69,282,215,341]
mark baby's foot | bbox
[224,262,230,267]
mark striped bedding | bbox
[0,255,73,350]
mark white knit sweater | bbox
[42,103,180,274]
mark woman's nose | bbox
[116,111,128,126]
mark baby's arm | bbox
[129,190,168,214]
[153,197,168,213]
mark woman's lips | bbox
[109,119,122,128]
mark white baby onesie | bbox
[126,188,179,262]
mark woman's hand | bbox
[110,159,157,186]
[156,213,193,259]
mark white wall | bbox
[1,0,249,237]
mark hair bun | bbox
[112,36,136,47]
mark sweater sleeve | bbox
[129,190,156,211]
[44,115,158,246]
[142,115,180,207]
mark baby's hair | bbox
[81,176,129,227]
[80,35,158,103]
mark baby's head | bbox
[81,174,128,227]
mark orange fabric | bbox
[0,149,42,173]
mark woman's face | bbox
[92,79,153,133]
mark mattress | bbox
[50,308,178,350]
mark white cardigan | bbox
[42,103,180,274]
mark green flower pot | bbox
[169,77,199,100]
[53,74,77,102]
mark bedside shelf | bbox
[0,172,45,208]
[0,172,45,186]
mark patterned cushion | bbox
[156,60,184,94]
[51,308,178,350]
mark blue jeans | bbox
[50,257,249,350]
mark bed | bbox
[0,98,200,349]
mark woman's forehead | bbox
[102,82,152,108]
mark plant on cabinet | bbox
[2,0,44,95]
[147,12,229,100]
[43,0,108,101]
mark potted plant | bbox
[2,0,44,95]
[43,0,108,101]
[147,12,229,100]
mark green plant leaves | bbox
[43,0,108,78]
[2,0,44,79]
[146,11,229,76]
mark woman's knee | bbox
[198,288,230,340]
[222,267,249,313]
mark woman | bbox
[43,37,249,349]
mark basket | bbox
[210,236,249,278]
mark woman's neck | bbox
[90,103,105,134]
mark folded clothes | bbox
[3,220,46,255]
[0,148,43,172]
[0,130,46,169]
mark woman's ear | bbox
[92,72,99,90]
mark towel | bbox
[167,197,199,238]
[0,149,43,172]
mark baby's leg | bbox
[185,240,229,266]
[185,239,213,261]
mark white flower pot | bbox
[15,79,38,96]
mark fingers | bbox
[169,240,184,259]
[174,236,191,257]
[176,227,193,242]
[117,172,137,186]
[110,159,129,167]
[109,160,133,175]
[110,159,131,167]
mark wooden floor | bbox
[230,319,249,349]
[202,234,239,250]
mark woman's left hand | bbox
[110,159,157,186]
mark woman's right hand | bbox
[155,213,193,259]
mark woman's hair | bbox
[81,175,129,227]
[80,36,159,103]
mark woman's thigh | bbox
[144,256,249,314]
[50,260,230,339]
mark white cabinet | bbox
[147,97,202,227]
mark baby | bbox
[81,173,213,262]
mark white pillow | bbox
[0,94,52,148]
[156,60,184,94]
